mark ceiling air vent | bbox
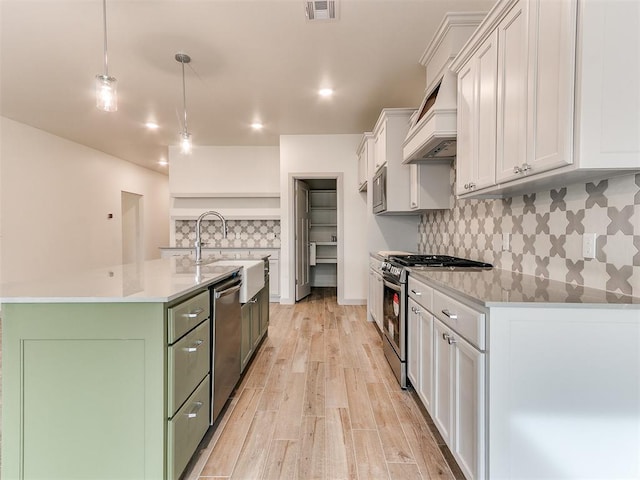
[305,0,337,21]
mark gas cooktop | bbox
[388,254,493,269]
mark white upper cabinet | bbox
[456,31,498,195]
[452,0,640,198]
[495,0,528,183]
[524,0,576,176]
[357,133,373,192]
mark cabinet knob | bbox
[468,182,476,189]
[521,163,532,172]
[463,183,469,189]
[447,336,457,345]
[513,166,522,174]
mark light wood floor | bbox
[186,288,461,480]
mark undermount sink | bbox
[213,259,264,303]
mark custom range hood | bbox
[402,12,486,164]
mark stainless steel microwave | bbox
[372,166,387,214]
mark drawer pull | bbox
[185,401,203,418]
[447,336,457,345]
[182,308,204,319]
[441,309,457,320]
[410,289,422,296]
[183,340,204,353]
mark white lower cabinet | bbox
[434,317,485,480]
[408,271,640,479]
[268,258,279,300]
[433,319,455,446]
[368,267,384,331]
[451,322,485,480]
[409,273,485,480]
[407,297,434,414]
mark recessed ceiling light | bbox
[145,122,159,130]
[319,88,333,98]
[251,122,264,130]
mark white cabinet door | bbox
[407,298,420,388]
[453,332,486,480]
[433,319,454,446]
[496,0,528,183]
[269,259,279,299]
[526,0,576,175]
[368,268,384,332]
[368,268,377,323]
[374,120,387,171]
[418,307,434,414]
[375,272,384,332]
[475,32,499,192]
[456,31,498,195]
[456,61,475,196]
[409,164,419,210]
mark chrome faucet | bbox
[195,210,227,264]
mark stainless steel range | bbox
[379,254,492,388]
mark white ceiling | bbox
[0,0,494,174]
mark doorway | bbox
[293,177,339,302]
[121,191,143,265]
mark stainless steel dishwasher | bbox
[210,274,242,423]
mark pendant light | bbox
[175,52,192,154]
[95,0,117,112]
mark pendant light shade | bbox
[96,74,117,112]
[180,131,192,154]
[176,52,192,154]
[96,0,117,112]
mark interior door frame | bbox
[287,172,344,304]
[121,190,144,265]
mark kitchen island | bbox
[405,267,640,480]
[1,257,241,480]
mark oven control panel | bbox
[381,261,402,278]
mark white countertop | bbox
[409,267,640,308]
[0,257,241,304]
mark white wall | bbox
[0,117,169,284]
[280,134,367,305]
[169,146,280,194]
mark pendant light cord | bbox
[102,0,109,76]
[181,59,188,133]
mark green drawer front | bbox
[168,375,210,480]
[168,290,210,343]
[168,320,211,416]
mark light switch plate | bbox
[583,233,597,259]
[502,233,510,251]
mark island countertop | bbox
[0,256,242,304]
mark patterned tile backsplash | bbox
[175,219,281,249]
[418,170,640,297]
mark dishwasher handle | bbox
[214,276,242,299]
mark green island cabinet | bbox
[1,260,240,480]
[241,258,270,372]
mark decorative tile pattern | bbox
[175,219,281,249]
[418,170,640,297]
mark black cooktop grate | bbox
[388,254,492,268]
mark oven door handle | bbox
[383,279,402,292]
